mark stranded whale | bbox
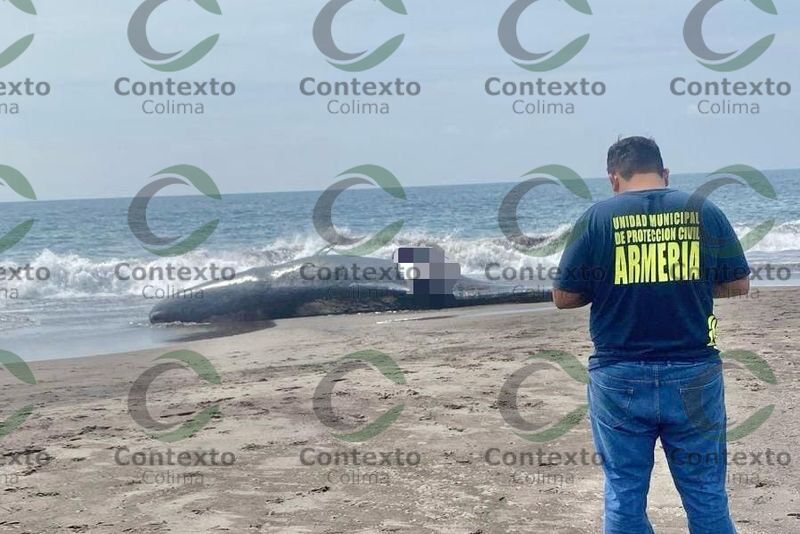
[149,255,551,324]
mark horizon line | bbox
[1,167,797,204]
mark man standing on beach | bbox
[553,137,750,533]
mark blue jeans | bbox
[588,359,737,534]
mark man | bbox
[553,136,749,533]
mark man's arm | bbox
[713,277,749,298]
[705,204,750,299]
[552,288,590,309]
[553,213,593,308]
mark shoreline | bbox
[6,279,796,364]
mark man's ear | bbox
[663,168,670,187]
[608,173,620,193]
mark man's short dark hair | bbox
[607,136,665,179]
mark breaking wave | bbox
[1,221,798,301]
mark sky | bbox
[1,0,799,201]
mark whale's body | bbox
[149,255,550,324]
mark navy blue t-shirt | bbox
[554,188,749,368]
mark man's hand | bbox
[553,288,591,309]
[713,277,750,298]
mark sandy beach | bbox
[1,288,798,533]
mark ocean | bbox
[1,170,798,360]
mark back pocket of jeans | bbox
[588,377,634,430]
[679,371,724,436]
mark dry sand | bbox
[0,288,798,533]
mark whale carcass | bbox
[149,255,550,324]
